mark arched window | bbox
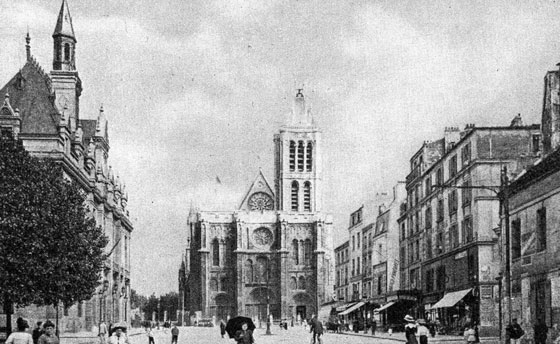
[56,42,62,61]
[297,141,305,172]
[244,259,253,283]
[212,239,220,266]
[256,256,269,283]
[304,239,312,264]
[289,141,296,171]
[210,278,218,292]
[291,181,299,211]
[220,277,228,292]
[306,142,313,171]
[290,277,297,290]
[292,240,299,265]
[298,276,306,290]
[303,182,311,212]
[64,43,71,61]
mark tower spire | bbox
[52,0,77,71]
[53,0,76,40]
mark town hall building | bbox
[179,91,334,324]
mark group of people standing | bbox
[5,318,58,344]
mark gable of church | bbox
[239,170,275,211]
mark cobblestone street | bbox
[127,327,408,344]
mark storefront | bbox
[431,288,474,335]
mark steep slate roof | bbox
[0,58,60,135]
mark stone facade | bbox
[334,241,350,303]
[398,120,540,336]
[0,0,132,333]
[499,64,560,343]
[180,91,334,323]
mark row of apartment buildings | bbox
[335,63,560,340]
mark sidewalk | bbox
[338,330,499,344]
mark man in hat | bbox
[99,321,108,344]
[109,323,129,344]
[33,322,44,344]
[38,321,59,344]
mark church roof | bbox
[53,0,76,40]
[0,58,60,135]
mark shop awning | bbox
[339,301,365,315]
[375,301,396,312]
[336,302,356,312]
[431,288,472,309]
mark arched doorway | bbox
[214,293,234,321]
[293,292,315,322]
[245,287,280,323]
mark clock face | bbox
[248,192,273,211]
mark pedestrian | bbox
[32,322,43,344]
[220,320,226,338]
[372,320,377,335]
[534,320,548,344]
[37,321,58,344]
[309,316,324,344]
[108,323,129,344]
[404,315,418,344]
[464,324,476,344]
[6,318,33,344]
[170,324,179,344]
[417,319,429,344]
[506,318,525,344]
[99,321,108,344]
[147,327,155,344]
[234,322,255,344]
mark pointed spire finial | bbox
[25,30,31,61]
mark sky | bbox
[1,0,560,296]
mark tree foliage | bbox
[0,135,108,309]
[140,292,179,321]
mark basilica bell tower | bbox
[274,90,322,213]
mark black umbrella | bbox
[225,316,256,338]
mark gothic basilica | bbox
[179,91,334,323]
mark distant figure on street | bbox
[147,327,155,344]
[371,320,377,335]
[309,316,324,344]
[99,321,108,344]
[108,323,129,344]
[32,322,43,344]
[171,325,179,344]
[6,318,33,344]
[506,319,524,344]
[417,319,429,344]
[404,315,418,344]
[534,320,548,344]
[220,320,226,338]
[234,323,255,344]
[38,321,59,344]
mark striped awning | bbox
[339,301,365,315]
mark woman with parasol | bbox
[225,317,256,344]
[108,322,129,344]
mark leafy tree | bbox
[0,135,108,334]
[130,289,147,311]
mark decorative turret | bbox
[52,0,76,71]
[288,89,314,127]
[85,138,96,177]
[26,32,31,61]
